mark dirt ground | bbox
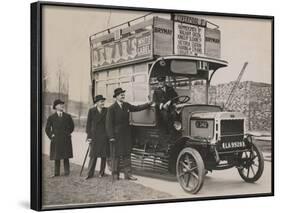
[42,155,172,207]
[41,131,272,208]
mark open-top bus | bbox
[89,13,264,194]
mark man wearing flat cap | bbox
[85,95,108,179]
[153,76,178,132]
[106,88,152,181]
[45,99,74,177]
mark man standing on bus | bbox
[106,88,152,181]
[153,76,178,132]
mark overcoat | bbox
[86,107,108,157]
[45,112,74,160]
[106,102,150,156]
[153,85,178,107]
[153,86,178,128]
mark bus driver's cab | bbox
[129,55,227,128]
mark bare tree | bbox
[42,63,49,92]
[56,58,69,99]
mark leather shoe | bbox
[99,173,108,178]
[112,174,120,181]
[85,175,93,180]
[125,175,137,181]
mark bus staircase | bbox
[130,129,171,175]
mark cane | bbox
[110,140,116,183]
[80,144,90,176]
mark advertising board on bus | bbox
[90,14,221,73]
[91,30,153,70]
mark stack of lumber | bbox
[192,81,271,131]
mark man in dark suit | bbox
[85,95,108,179]
[153,76,178,131]
[106,88,152,181]
[45,99,74,177]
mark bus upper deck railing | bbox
[90,12,219,39]
[90,12,154,38]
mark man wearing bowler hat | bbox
[106,88,153,181]
[85,95,108,179]
[45,99,74,177]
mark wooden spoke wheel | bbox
[176,147,205,194]
[237,143,264,183]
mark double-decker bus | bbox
[89,13,264,194]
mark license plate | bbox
[221,141,246,149]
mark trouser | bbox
[110,142,132,178]
[160,109,177,133]
[122,155,132,178]
[111,155,132,177]
[87,156,106,177]
[54,159,70,176]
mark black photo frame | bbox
[31,1,274,211]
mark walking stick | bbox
[110,141,116,183]
[80,144,90,176]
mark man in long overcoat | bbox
[85,95,108,179]
[106,88,152,181]
[45,99,74,177]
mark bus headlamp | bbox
[160,59,166,67]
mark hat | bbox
[94,94,106,104]
[157,76,166,82]
[113,88,126,98]
[53,99,64,110]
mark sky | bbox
[42,5,272,102]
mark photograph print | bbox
[31,1,274,211]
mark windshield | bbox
[170,60,197,75]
